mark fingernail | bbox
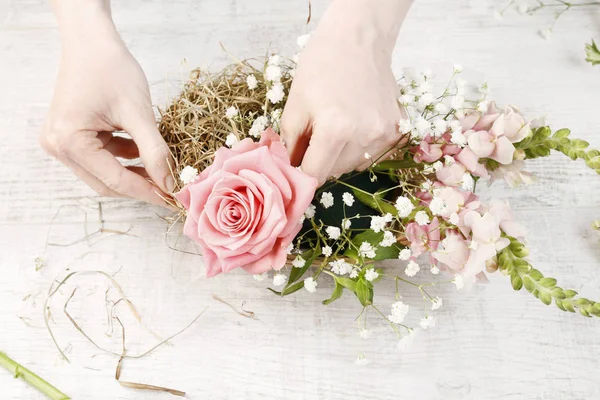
[166,175,175,193]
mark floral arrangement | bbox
[159,46,600,343]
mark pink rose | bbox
[175,128,318,277]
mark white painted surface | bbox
[1,1,599,399]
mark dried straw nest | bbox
[158,57,294,198]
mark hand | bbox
[281,0,412,185]
[41,2,173,207]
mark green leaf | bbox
[539,278,557,288]
[564,290,578,298]
[585,39,600,66]
[529,269,543,281]
[372,159,419,171]
[286,249,321,286]
[336,277,358,293]
[570,139,589,149]
[511,273,523,291]
[281,281,305,296]
[352,189,398,216]
[551,288,566,300]
[553,128,571,139]
[539,292,552,305]
[322,281,344,305]
[523,276,535,293]
[344,229,402,261]
[355,279,372,306]
[564,301,576,313]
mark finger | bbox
[330,142,367,177]
[356,144,395,171]
[71,144,170,207]
[280,95,310,166]
[60,157,122,198]
[123,109,174,194]
[97,132,140,159]
[126,165,150,179]
[300,127,345,185]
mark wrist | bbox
[317,0,412,56]
[52,0,120,47]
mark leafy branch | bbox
[585,39,600,65]
[515,126,600,174]
[498,237,600,317]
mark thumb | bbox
[124,112,175,194]
[280,98,310,167]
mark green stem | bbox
[0,352,70,400]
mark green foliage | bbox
[344,229,402,261]
[355,279,374,306]
[585,39,600,66]
[516,127,600,174]
[372,158,419,171]
[322,280,344,305]
[498,237,600,318]
[352,189,398,216]
[286,249,321,286]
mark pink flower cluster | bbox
[406,104,531,285]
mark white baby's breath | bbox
[304,277,317,293]
[397,330,417,351]
[342,218,352,230]
[380,231,396,247]
[405,260,420,277]
[415,211,430,226]
[342,192,355,207]
[420,315,436,330]
[388,301,410,324]
[320,192,334,208]
[225,133,239,148]
[395,196,415,218]
[179,166,198,185]
[452,274,465,290]
[365,268,379,282]
[453,64,463,73]
[398,248,412,261]
[249,115,269,137]
[272,273,286,287]
[430,265,440,275]
[246,74,258,90]
[304,204,316,219]
[359,242,376,259]
[432,297,443,310]
[326,226,341,240]
[265,65,282,82]
[268,54,281,66]
[322,245,333,257]
[398,118,413,133]
[267,83,285,104]
[292,256,306,269]
[253,273,267,281]
[462,173,475,191]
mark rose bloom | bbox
[175,128,318,277]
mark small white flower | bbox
[246,74,258,90]
[304,277,317,293]
[415,211,430,226]
[449,120,462,133]
[479,82,490,94]
[414,116,431,137]
[322,246,333,257]
[329,260,353,275]
[365,268,379,282]
[540,28,552,40]
[253,273,267,281]
[354,353,370,366]
[395,197,415,218]
[431,297,443,311]
[462,173,475,192]
[452,274,465,290]
[179,166,198,184]
[320,192,334,208]
[265,65,282,82]
[450,131,467,147]
[326,226,341,240]
[405,260,420,277]
[342,192,355,207]
[271,108,282,123]
[273,273,287,287]
[370,215,389,233]
[249,115,269,137]
[364,152,371,160]
[421,180,433,191]
[432,161,444,172]
[380,231,396,247]
[297,33,311,48]
[453,64,463,73]
[419,93,434,107]
[225,106,238,119]
[397,330,417,351]
[477,101,488,113]
[359,242,377,259]
[398,118,413,133]
[268,54,281,66]
[266,83,285,104]
[304,204,316,219]
[398,248,412,261]
[286,242,294,254]
[292,256,306,269]
[430,265,440,275]
[388,301,410,324]
[444,155,455,165]
[349,269,359,279]
[420,315,436,330]
[429,197,447,217]
[449,212,460,225]
[434,102,448,114]
[433,119,447,135]
[359,328,372,339]
[225,133,239,148]
[417,81,432,95]
[398,95,414,106]
[342,219,352,230]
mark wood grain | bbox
[1,1,599,399]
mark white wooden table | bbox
[1,1,599,399]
